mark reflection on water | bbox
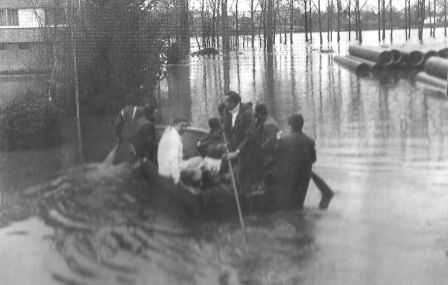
[1,29,448,284]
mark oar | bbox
[311,171,334,209]
[222,131,248,242]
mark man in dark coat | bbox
[114,104,158,164]
[222,91,260,193]
[273,113,316,209]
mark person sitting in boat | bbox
[222,91,261,193]
[113,104,158,165]
[197,118,226,159]
[157,118,209,186]
[255,103,280,171]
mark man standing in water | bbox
[274,113,332,209]
[222,91,260,192]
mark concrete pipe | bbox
[415,71,447,90]
[348,46,394,66]
[345,55,385,72]
[423,56,448,79]
[400,49,424,67]
[334,55,370,74]
[437,47,448,58]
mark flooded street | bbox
[1,29,448,284]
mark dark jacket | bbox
[197,129,225,159]
[275,131,316,187]
[114,106,157,163]
[223,103,260,191]
[223,103,258,154]
[257,115,280,154]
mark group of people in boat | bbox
[113,91,333,210]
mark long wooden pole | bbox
[222,131,248,242]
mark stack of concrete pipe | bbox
[334,44,447,75]
[415,57,448,91]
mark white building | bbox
[0,0,66,73]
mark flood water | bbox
[1,29,448,285]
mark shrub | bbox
[0,90,63,151]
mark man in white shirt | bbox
[157,118,204,185]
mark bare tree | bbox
[418,0,426,41]
[337,0,341,41]
[390,0,393,42]
[235,0,239,48]
[222,0,229,50]
[289,0,294,43]
[378,0,381,41]
[318,0,323,45]
[348,0,351,40]
[251,0,256,46]
[302,0,309,42]
[404,0,408,40]
[267,0,274,51]
[309,0,313,41]
[382,0,385,40]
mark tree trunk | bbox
[337,0,340,42]
[357,0,362,43]
[304,0,309,42]
[434,0,436,37]
[212,3,216,48]
[309,0,313,41]
[180,0,190,56]
[378,0,381,41]
[251,0,255,47]
[382,0,385,40]
[419,0,426,41]
[267,0,274,51]
[284,15,287,44]
[390,0,393,42]
[355,0,358,40]
[201,0,205,48]
[235,0,239,48]
[330,0,334,42]
[318,0,323,45]
[408,0,411,39]
[222,0,229,50]
[68,0,83,163]
[404,0,408,40]
[348,1,351,40]
[327,1,331,42]
[290,0,293,43]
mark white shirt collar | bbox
[230,103,240,115]
[230,103,240,127]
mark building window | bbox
[0,43,7,50]
[0,9,19,26]
[19,43,30,50]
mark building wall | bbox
[0,42,48,73]
[18,9,44,28]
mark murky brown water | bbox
[1,29,448,285]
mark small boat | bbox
[138,125,269,220]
